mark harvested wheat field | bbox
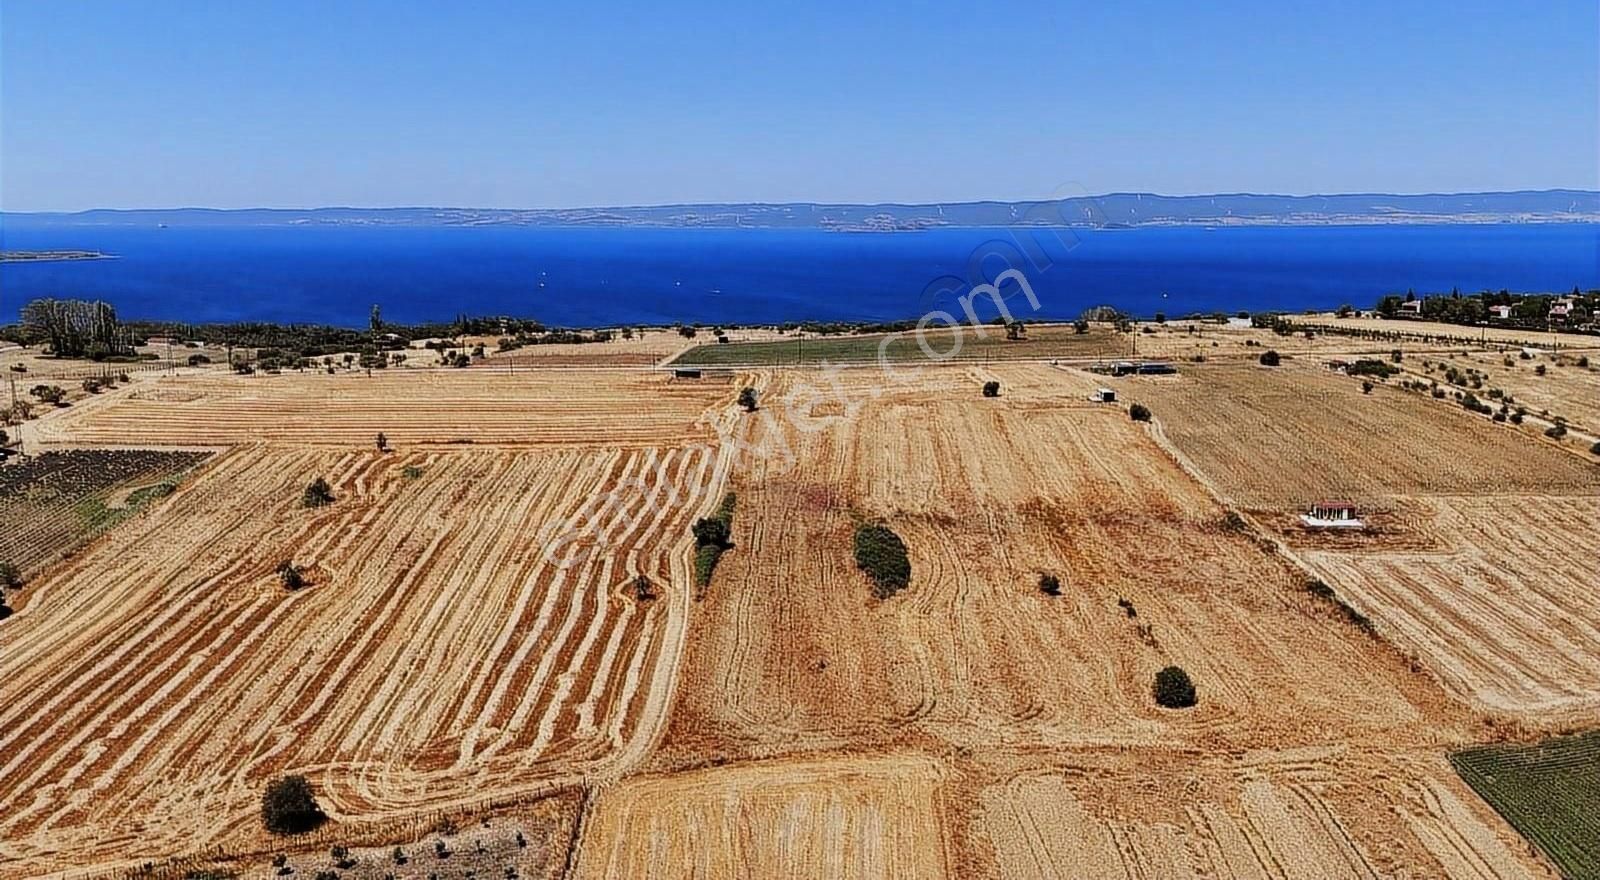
[1112,362,1600,509]
[573,753,950,880]
[0,439,728,876]
[972,747,1554,879]
[1300,495,1600,715]
[28,368,731,449]
[658,364,1459,762]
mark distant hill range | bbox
[8,190,1597,230]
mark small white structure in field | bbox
[1091,387,1117,403]
[1301,501,1364,529]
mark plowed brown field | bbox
[0,441,727,876]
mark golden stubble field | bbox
[1113,362,1600,720]
[576,363,1554,879]
[0,371,742,877]
[0,359,1581,878]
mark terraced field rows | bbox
[0,442,723,876]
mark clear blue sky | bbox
[2,0,1595,211]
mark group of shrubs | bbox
[692,493,737,590]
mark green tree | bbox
[1038,573,1062,596]
[982,381,1000,398]
[1129,403,1151,422]
[369,304,383,336]
[1153,666,1197,709]
[853,522,911,599]
[1258,350,1281,367]
[692,517,730,548]
[30,384,65,406]
[0,561,21,588]
[261,775,325,835]
[738,387,758,412]
[302,477,335,508]
[1072,319,1089,334]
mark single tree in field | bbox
[631,573,656,602]
[738,387,758,412]
[261,774,325,834]
[692,516,731,549]
[375,432,388,452]
[1038,573,1062,596]
[1153,665,1197,709]
[1129,403,1151,422]
[277,561,306,590]
[1073,319,1090,335]
[0,561,22,589]
[982,381,1000,398]
[1258,350,1281,367]
[1005,321,1025,340]
[29,384,65,406]
[302,477,335,508]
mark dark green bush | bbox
[1129,403,1151,422]
[737,387,758,411]
[1258,350,1281,367]
[1038,573,1061,596]
[1306,579,1335,600]
[277,561,306,590]
[0,561,20,589]
[1153,666,1197,709]
[853,522,911,598]
[981,380,1000,398]
[261,775,325,835]
[691,493,737,589]
[302,477,335,508]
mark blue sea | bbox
[1,223,1595,327]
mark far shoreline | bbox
[0,250,115,263]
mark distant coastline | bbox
[5,189,1597,231]
[0,250,113,263]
